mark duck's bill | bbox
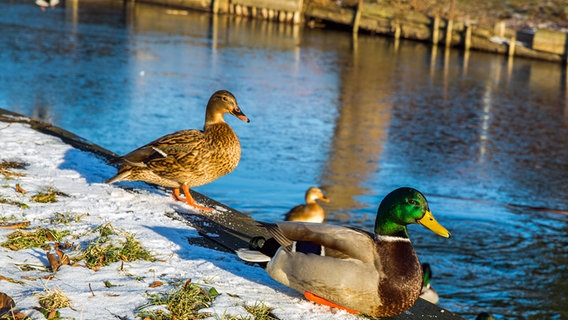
[237,114,250,122]
[418,210,451,238]
[232,109,251,123]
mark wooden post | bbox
[508,33,516,57]
[393,22,401,40]
[445,19,453,48]
[494,21,506,37]
[293,0,303,25]
[211,0,218,14]
[445,0,455,48]
[293,11,301,24]
[352,0,363,34]
[464,24,472,51]
[432,16,440,45]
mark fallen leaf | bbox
[183,278,192,290]
[55,245,70,265]
[0,292,16,317]
[15,183,26,194]
[47,252,61,272]
[0,221,31,229]
[47,309,58,319]
[0,275,25,285]
[149,281,163,288]
[45,231,55,241]
[105,293,120,297]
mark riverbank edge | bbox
[128,0,568,64]
[0,107,466,319]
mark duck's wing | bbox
[265,222,376,263]
[283,204,306,221]
[117,130,208,166]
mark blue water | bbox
[1,1,567,319]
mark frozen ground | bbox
[0,121,362,320]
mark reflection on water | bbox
[1,1,567,319]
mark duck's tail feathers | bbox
[105,170,131,184]
[236,249,271,263]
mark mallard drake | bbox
[284,187,329,223]
[105,90,249,211]
[419,263,439,304]
[237,187,451,317]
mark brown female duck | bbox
[105,90,249,211]
[284,187,329,223]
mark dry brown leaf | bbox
[15,183,26,194]
[45,231,55,241]
[149,281,164,288]
[47,309,57,319]
[55,245,70,265]
[57,241,72,250]
[0,221,31,229]
[47,252,61,272]
[0,292,16,317]
[8,311,27,320]
[0,275,24,285]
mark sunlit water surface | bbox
[1,1,567,319]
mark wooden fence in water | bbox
[133,0,568,64]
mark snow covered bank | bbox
[0,113,462,319]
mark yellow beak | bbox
[418,210,451,238]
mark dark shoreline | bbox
[129,0,568,64]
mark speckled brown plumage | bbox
[284,187,329,223]
[105,90,249,211]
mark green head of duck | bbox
[374,187,451,239]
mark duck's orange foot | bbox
[172,187,214,212]
[304,291,360,314]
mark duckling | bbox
[284,187,329,223]
[419,263,439,304]
[237,187,451,317]
[106,90,250,211]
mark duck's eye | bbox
[408,199,419,206]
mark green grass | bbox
[136,279,219,320]
[49,212,85,225]
[136,280,277,320]
[0,160,28,178]
[34,287,71,319]
[73,223,155,270]
[0,228,70,251]
[0,196,29,209]
[31,188,68,203]
[244,303,277,320]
